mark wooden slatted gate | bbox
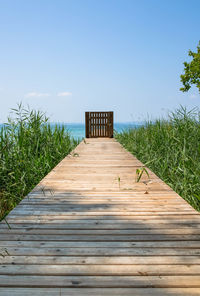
[85,111,113,138]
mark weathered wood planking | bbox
[1,138,200,296]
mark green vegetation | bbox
[0,104,78,220]
[135,167,149,183]
[180,40,200,93]
[116,106,200,211]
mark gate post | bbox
[85,112,89,138]
[110,111,114,138]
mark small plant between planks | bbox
[136,167,150,194]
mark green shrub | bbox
[0,104,78,220]
[116,106,200,211]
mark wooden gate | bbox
[85,111,113,138]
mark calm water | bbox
[60,122,143,140]
[0,122,143,140]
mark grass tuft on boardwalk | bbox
[0,104,78,220]
[116,106,200,211]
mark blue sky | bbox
[0,0,200,123]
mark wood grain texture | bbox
[0,288,200,296]
[0,138,200,295]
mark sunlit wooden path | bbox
[1,138,200,295]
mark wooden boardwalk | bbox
[1,138,200,295]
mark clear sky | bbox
[0,0,200,123]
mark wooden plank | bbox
[11,205,195,211]
[0,288,200,296]
[1,228,200,235]
[1,247,200,256]
[1,234,200,241]
[0,275,200,287]
[0,288,60,296]
[6,218,200,224]
[0,264,200,276]
[43,288,200,296]
[2,221,200,229]
[19,202,190,207]
[1,255,200,265]
[9,211,197,217]
[5,219,200,226]
[1,241,200,248]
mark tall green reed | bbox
[0,104,78,220]
[116,106,200,211]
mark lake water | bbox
[0,122,143,140]
[56,122,143,140]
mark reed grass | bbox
[116,106,200,211]
[0,104,78,220]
